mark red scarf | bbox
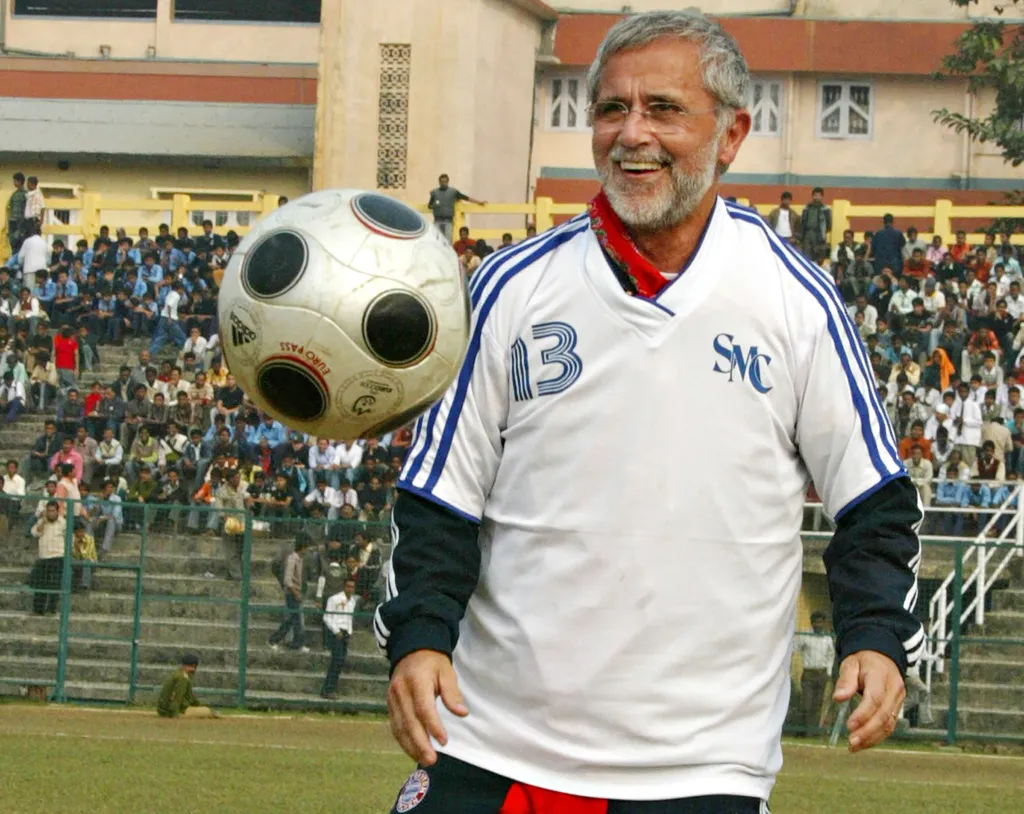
[587,191,670,299]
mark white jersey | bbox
[394,200,911,801]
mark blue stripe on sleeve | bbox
[420,223,590,494]
[725,206,901,481]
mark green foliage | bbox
[934,0,1024,168]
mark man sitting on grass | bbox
[157,653,219,719]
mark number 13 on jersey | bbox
[509,321,583,402]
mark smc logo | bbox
[712,333,773,394]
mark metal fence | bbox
[1,490,1021,744]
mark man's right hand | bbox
[388,649,468,766]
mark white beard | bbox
[596,136,719,233]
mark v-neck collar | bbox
[581,197,728,337]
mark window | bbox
[747,79,782,137]
[818,82,873,139]
[14,0,156,18]
[548,73,588,131]
[173,0,320,23]
[377,44,411,190]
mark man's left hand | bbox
[833,650,906,753]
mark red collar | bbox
[587,191,671,300]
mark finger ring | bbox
[889,711,898,720]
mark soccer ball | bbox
[218,190,470,439]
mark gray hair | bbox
[586,10,750,114]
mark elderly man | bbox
[378,10,922,814]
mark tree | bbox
[934,1,1024,231]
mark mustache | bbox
[607,147,672,164]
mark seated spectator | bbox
[127,426,161,482]
[152,468,188,531]
[962,479,993,536]
[187,466,223,534]
[263,472,296,532]
[124,465,158,531]
[898,420,932,462]
[94,427,123,482]
[29,320,53,358]
[215,469,249,578]
[308,437,337,488]
[0,369,26,426]
[277,452,307,497]
[179,351,200,383]
[336,478,359,511]
[904,443,934,509]
[54,461,82,519]
[157,653,218,719]
[333,439,362,482]
[188,370,215,415]
[56,388,85,436]
[934,463,968,535]
[305,476,339,519]
[144,391,169,438]
[181,427,210,488]
[1,458,26,524]
[120,383,151,449]
[160,421,188,473]
[88,385,125,440]
[254,414,287,448]
[50,437,84,485]
[273,431,309,472]
[71,517,97,593]
[29,351,58,412]
[971,440,1005,482]
[215,373,244,426]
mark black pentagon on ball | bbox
[362,291,436,367]
[351,193,426,238]
[256,361,327,422]
[242,231,308,298]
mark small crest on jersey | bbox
[396,769,430,812]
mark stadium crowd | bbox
[768,189,1024,537]
[0,174,402,689]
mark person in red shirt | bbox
[84,380,103,416]
[52,325,79,388]
[949,230,971,264]
[452,226,474,256]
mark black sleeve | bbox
[824,476,923,675]
[375,489,481,674]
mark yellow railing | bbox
[442,198,1024,247]
[4,191,1024,258]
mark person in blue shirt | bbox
[961,481,992,537]
[254,415,288,449]
[934,464,967,536]
[131,293,158,337]
[114,237,142,269]
[74,239,94,270]
[31,272,56,317]
[51,269,79,327]
[158,235,187,273]
[141,253,164,295]
[48,239,74,277]
[125,269,148,300]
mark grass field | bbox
[2,704,1024,813]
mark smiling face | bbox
[591,37,748,233]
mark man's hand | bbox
[388,649,468,766]
[833,650,906,753]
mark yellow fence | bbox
[449,198,1024,247]
[4,191,1024,258]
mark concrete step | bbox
[931,680,1024,710]
[959,658,1024,684]
[0,632,388,676]
[977,611,1024,637]
[992,588,1024,613]
[928,704,1024,735]
[0,610,383,652]
[0,569,285,601]
[0,550,281,579]
[0,655,388,699]
[961,638,1024,660]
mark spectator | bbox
[18,223,48,281]
[902,226,927,260]
[29,351,58,412]
[254,414,287,448]
[120,383,151,449]
[904,444,934,508]
[29,500,65,616]
[127,426,160,482]
[766,191,800,247]
[799,187,830,260]
[160,421,188,472]
[181,427,210,489]
[144,391,169,439]
[262,472,296,532]
[427,174,484,242]
[333,439,362,483]
[308,437,337,488]
[950,230,970,264]
[934,463,968,535]
[971,440,1005,482]
[23,176,44,234]
[71,517,97,593]
[156,653,218,719]
[6,172,26,252]
[94,426,123,482]
[214,469,249,579]
[951,382,983,466]
[925,235,945,266]
[56,388,85,436]
[88,386,125,441]
[152,468,188,531]
[793,610,835,736]
[305,476,339,519]
[150,280,188,356]
[1,459,26,525]
[52,325,79,388]
[50,436,83,485]
[0,369,26,426]
[268,534,313,652]
[74,425,98,485]
[320,576,358,699]
[124,465,157,531]
[187,466,223,533]
[961,479,993,536]
[215,373,243,426]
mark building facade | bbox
[533,1,1024,208]
[0,0,1021,220]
